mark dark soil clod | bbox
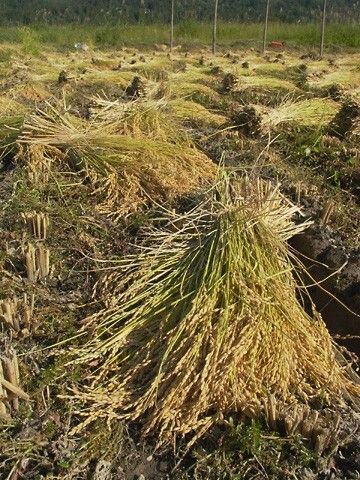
[230,105,262,137]
[329,99,360,139]
[125,76,147,98]
[327,83,344,101]
[222,73,239,92]
[58,70,69,84]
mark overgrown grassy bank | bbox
[0,21,360,50]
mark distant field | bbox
[0,21,359,50]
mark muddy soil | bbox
[292,226,360,359]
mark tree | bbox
[0,0,358,26]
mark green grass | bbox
[178,419,317,480]
[0,22,359,50]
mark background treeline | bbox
[1,0,359,25]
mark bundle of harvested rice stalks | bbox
[90,96,187,143]
[0,97,27,159]
[69,172,360,445]
[236,75,297,93]
[7,83,51,103]
[167,81,221,107]
[18,104,215,219]
[232,98,338,137]
[169,98,226,128]
[264,98,339,129]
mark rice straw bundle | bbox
[18,104,215,219]
[0,97,27,158]
[236,74,297,92]
[233,98,339,137]
[310,69,360,89]
[69,172,360,444]
[90,96,187,143]
[264,98,339,129]
[167,81,221,106]
[171,67,210,86]
[169,99,226,128]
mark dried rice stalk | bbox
[0,298,20,331]
[25,243,37,282]
[0,362,9,419]
[22,211,49,240]
[24,243,50,282]
[69,172,360,446]
[263,397,343,454]
[18,104,216,219]
[22,293,36,329]
[0,294,36,333]
[2,356,19,410]
[19,144,61,185]
[0,349,29,416]
[264,98,338,129]
[0,97,27,159]
[37,245,50,279]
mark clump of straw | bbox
[0,97,27,158]
[169,99,226,128]
[167,81,221,107]
[89,96,187,143]
[18,103,215,219]
[264,98,339,129]
[231,98,338,137]
[69,172,360,445]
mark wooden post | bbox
[320,0,327,58]
[262,0,270,54]
[170,0,175,52]
[212,0,219,55]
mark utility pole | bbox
[212,0,219,55]
[320,0,327,58]
[170,0,175,52]
[262,0,270,54]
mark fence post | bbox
[320,0,327,58]
[170,0,175,52]
[212,0,219,55]
[262,0,270,54]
